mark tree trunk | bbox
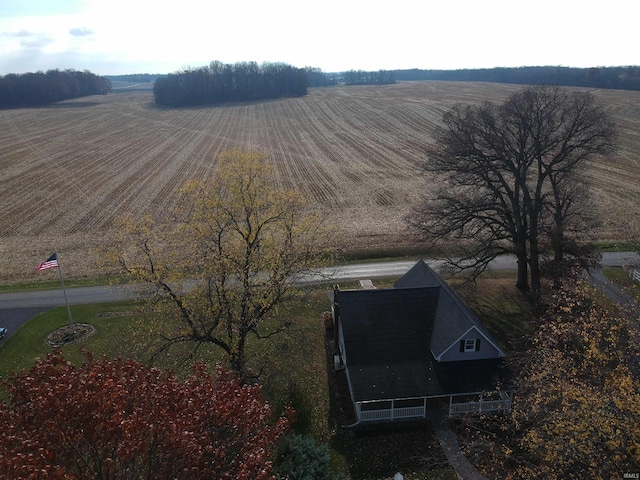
[529,213,542,296]
[230,351,246,374]
[230,336,246,374]
[516,243,530,291]
[529,245,541,296]
[552,221,565,265]
[516,256,529,291]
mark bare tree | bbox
[107,150,332,374]
[408,86,616,295]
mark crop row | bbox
[1,82,639,281]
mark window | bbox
[460,338,481,352]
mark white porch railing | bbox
[357,404,426,422]
[359,409,392,422]
[354,393,513,422]
[394,406,426,419]
[449,392,512,415]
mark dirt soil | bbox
[45,323,96,347]
[2,82,639,284]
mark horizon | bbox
[1,0,638,77]
[6,63,640,79]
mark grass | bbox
[458,276,533,354]
[0,275,529,479]
[0,275,126,293]
[0,286,351,473]
[0,286,335,419]
[602,266,640,302]
[1,241,634,294]
[595,241,640,252]
[337,245,443,263]
[0,301,147,379]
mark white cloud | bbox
[20,34,54,49]
[0,0,638,75]
[69,27,94,37]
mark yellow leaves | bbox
[512,279,640,478]
[179,150,311,250]
[216,149,272,179]
[103,149,332,373]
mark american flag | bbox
[37,253,59,271]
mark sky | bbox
[1,0,638,76]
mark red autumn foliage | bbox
[0,351,290,480]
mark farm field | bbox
[1,81,640,284]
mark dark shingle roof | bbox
[338,287,444,401]
[394,260,503,359]
[335,260,509,403]
[433,358,514,394]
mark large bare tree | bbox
[107,150,332,373]
[408,86,616,295]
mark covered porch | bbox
[353,390,513,423]
[355,398,428,423]
[448,391,513,415]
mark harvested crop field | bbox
[1,81,639,283]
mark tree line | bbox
[105,73,161,84]
[305,67,339,87]
[0,69,111,108]
[342,69,395,85]
[153,61,309,107]
[394,65,640,91]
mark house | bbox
[329,260,512,423]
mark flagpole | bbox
[56,253,75,334]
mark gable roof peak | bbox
[395,260,506,360]
[394,259,444,289]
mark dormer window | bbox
[461,338,481,352]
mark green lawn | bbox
[0,301,149,378]
[602,266,640,302]
[0,287,352,472]
[0,275,124,293]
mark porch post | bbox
[332,285,340,349]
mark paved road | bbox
[2,252,638,309]
[0,284,138,310]
[0,252,638,344]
